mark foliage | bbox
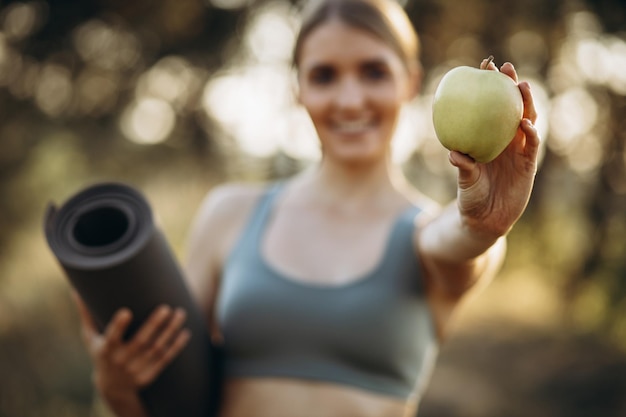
[0,0,625,415]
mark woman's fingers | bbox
[521,119,541,165]
[123,307,191,386]
[500,62,518,83]
[101,308,133,359]
[151,308,187,354]
[519,81,537,123]
[70,300,192,395]
[124,305,189,361]
[77,303,191,389]
[479,57,519,84]
[134,328,191,386]
[448,151,481,188]
[122,305,173,360]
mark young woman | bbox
[75,0,540,416]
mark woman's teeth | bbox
[334,120,371,133]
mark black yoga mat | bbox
[44,182,220,417]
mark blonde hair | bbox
[293,0,420,72]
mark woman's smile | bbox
[330,117,376,136]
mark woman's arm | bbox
[183,183,266,342]
[183,185,236,342]
[419,59,540,332]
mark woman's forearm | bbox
[420,202,503,263]
[419,202,507,294]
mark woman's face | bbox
[297,20,416,165]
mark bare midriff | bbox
[218,378,417,417]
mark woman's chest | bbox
[261,209,398,286]
[216,229,435,392]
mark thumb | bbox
[449,151,480,189]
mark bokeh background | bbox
[1,0,625,416]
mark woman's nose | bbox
[334,77,365,109]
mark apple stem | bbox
[486,55,495,68]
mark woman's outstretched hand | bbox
[448,57,540,240]
[73,292,191,417]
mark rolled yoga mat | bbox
[44,182,220,417]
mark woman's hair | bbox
[293,0,420,72]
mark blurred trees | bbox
[0,0,626,415]
[0,0,248,250]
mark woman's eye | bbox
[309,67,335,85]
[362,64,389,81]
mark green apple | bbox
[432,64,524,163]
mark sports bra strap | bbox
[234,182,284,255]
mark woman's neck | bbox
[291,158,410,214]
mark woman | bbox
[75,0,540,416]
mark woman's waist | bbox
[218,377,417,417]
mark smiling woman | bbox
[72,1,541,417]
[295,19,418,166]
[200,1,426,164]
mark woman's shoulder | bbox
[196,181,271,226]
[186,181,274,263]
[205,181,269,206]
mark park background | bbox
[0,0,625,415]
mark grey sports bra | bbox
[216,183,438,399]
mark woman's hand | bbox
[73,292,191,417]
[448,57,540,240]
